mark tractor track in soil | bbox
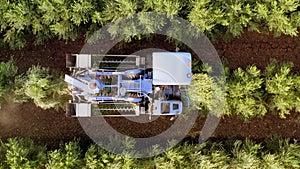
[1,31,300,148]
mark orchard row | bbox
[1,0,300,49]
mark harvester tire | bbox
[66,54,76,68]
[65,103,75,117]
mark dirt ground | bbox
[1,31,300,148]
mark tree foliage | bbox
[2,0,300,49]
[1,136,300,168]
[2,138,46,169]
[188,73,225,117]
[46,140,83,169]
[226,66,267,119]
[142,0,182,17]
[0,59,18,98]
[264,61,300,118]
[191,60,300,120]
[188,0,300,39]
[0,0,95,49]
[15,65,68,110]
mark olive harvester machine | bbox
[65,52,192,117]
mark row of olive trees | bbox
[0,0,184,49]
[1,0,300,49]
[188,0,300,39]
[0,136,299,168]
[189,60,300,120]
[0,59,298,119]
[0,60,68,110]
[0,0,95,49]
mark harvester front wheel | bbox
[65,103,75,117]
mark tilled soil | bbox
[216,31,300,71]
[1,31,300,148]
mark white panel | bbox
[152,52,192,85]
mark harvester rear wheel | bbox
[66,54,76,68]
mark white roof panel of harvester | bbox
[152,52,192,85]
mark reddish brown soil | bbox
[216,31,300,71]
[1,31,300,147]
[0,34,85,74]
